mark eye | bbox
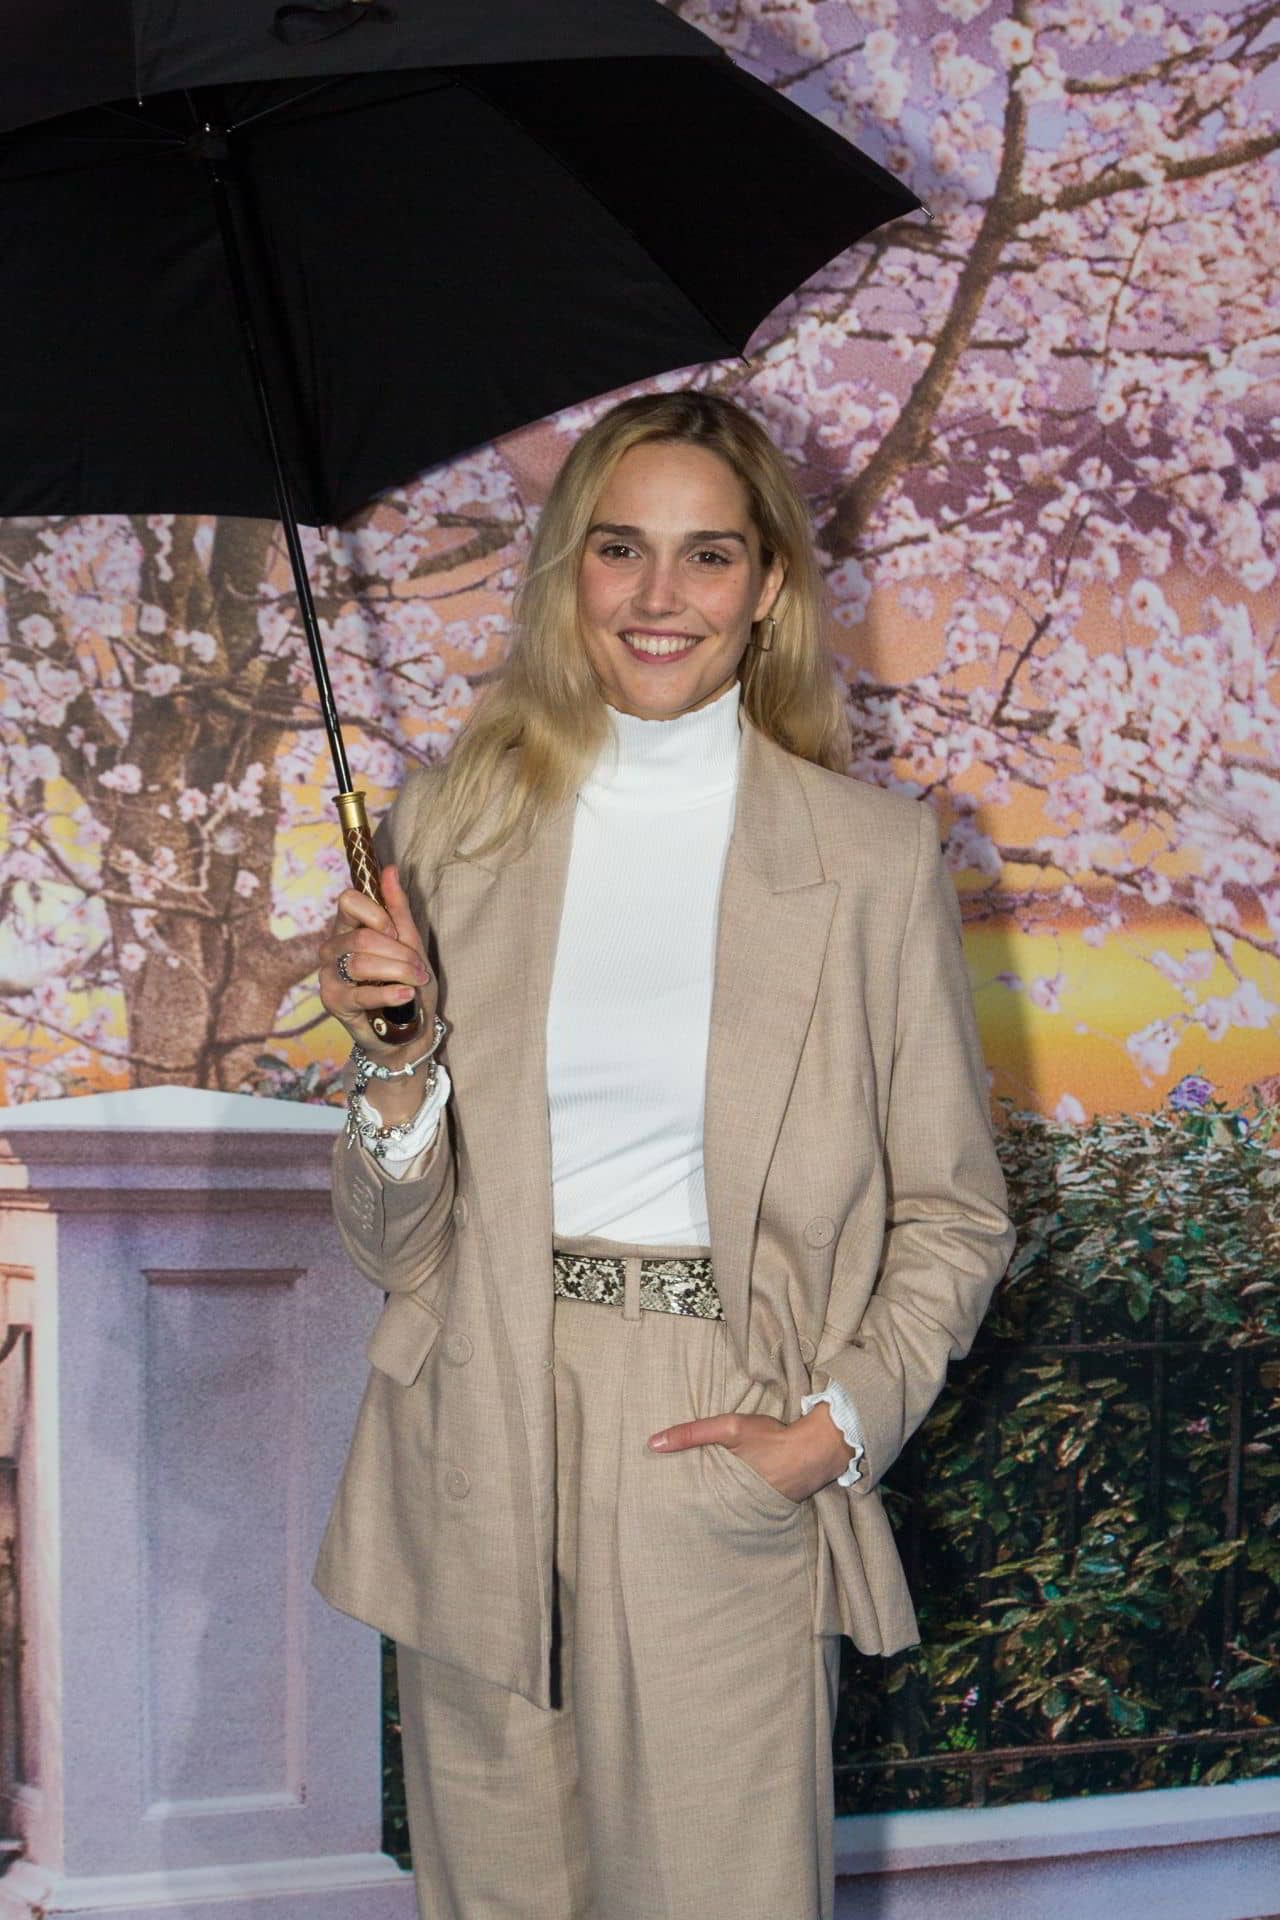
[596,541,638,561]
[690,548,733,566]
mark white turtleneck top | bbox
[365,682,865,1485]
[545,681,740,1244]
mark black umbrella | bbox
[0,0,920,1038]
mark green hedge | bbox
[834,1092,1280,1810]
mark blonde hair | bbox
[415,391,848,868]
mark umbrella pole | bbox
[201,125,420,1044]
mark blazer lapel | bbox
[432,801,574,1391]
[705,725,838,1361]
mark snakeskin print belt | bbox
[552,1251,723,1320]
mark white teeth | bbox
[623,633,698,657]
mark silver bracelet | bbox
[344,1069,439,1161]
[351,1015,447,1083]
[345,1017,447,1160]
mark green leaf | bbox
[1077,1555,1125,1580]
[1107,1694,1147,1732]
[1224,1666,1273,1692]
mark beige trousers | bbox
[396,1248,841,1920]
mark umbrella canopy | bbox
[0,0,919,524]
[2,0,714,129]
[0,0,919,1040]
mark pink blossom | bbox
[233,870,260,899]
[142,663,181,697]
[18,614,55,649]
[1029,972,1066,1013]
[118,942,147,973]
[137,603,166,635]
[1128,580,1178,633]
[1126,1019,1179,1080]
[938,54,996,101]
[863,28,898,69]
[1229,980,1275,1029]
[177,788,207,822]
[869,68,907,120]
[99,763,142,794]
[1147,948,1186,985]
[175,629,217,664]
[1055,1093,1087,1125]
[990,19,1034,66]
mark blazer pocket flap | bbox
[366,1293,444,1387]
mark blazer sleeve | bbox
[814,804,1015,1495]
[330,771,458,1299]
[331,1120,456,1298]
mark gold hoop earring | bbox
[754,616,776,652]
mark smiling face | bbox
[576,440,784,722]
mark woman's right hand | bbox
[317,861,437,1060]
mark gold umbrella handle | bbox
[335,790,423,1045]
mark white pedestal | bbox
[0,1088,416,1918]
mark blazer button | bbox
[443,1332,473,1366]
[452,1195,470,1229]
[799,1336,817,1364]
[444,1467,470,1499]
[804,1217,836,1249]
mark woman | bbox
[314,391,1013,1920]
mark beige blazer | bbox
[314,722,1014,1708]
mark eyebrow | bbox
[586,522,749,547]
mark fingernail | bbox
[648,1433,669,1451]
[392,986,416,1002]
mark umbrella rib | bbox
[224,80,341,135]
[92,102,177,137]
[223,72,454,136]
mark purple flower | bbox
[1170,1073,1213,1112]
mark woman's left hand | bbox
[647,1405,853,1503]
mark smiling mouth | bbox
[620,631,703,659]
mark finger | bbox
[348,981,418,1009]
[648,1415,741,1454]
[329,955,427,994]
[333,887,396,938]
[321,931,426,979]
[380,863,427,958]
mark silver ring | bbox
[336,950,356,986]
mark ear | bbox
[754,555,786,624]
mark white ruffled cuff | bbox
[800,1380,866,1488]
[356,1064,451,1179]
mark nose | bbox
[632,551,683,617]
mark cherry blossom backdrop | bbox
[1,0,1276,1119]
